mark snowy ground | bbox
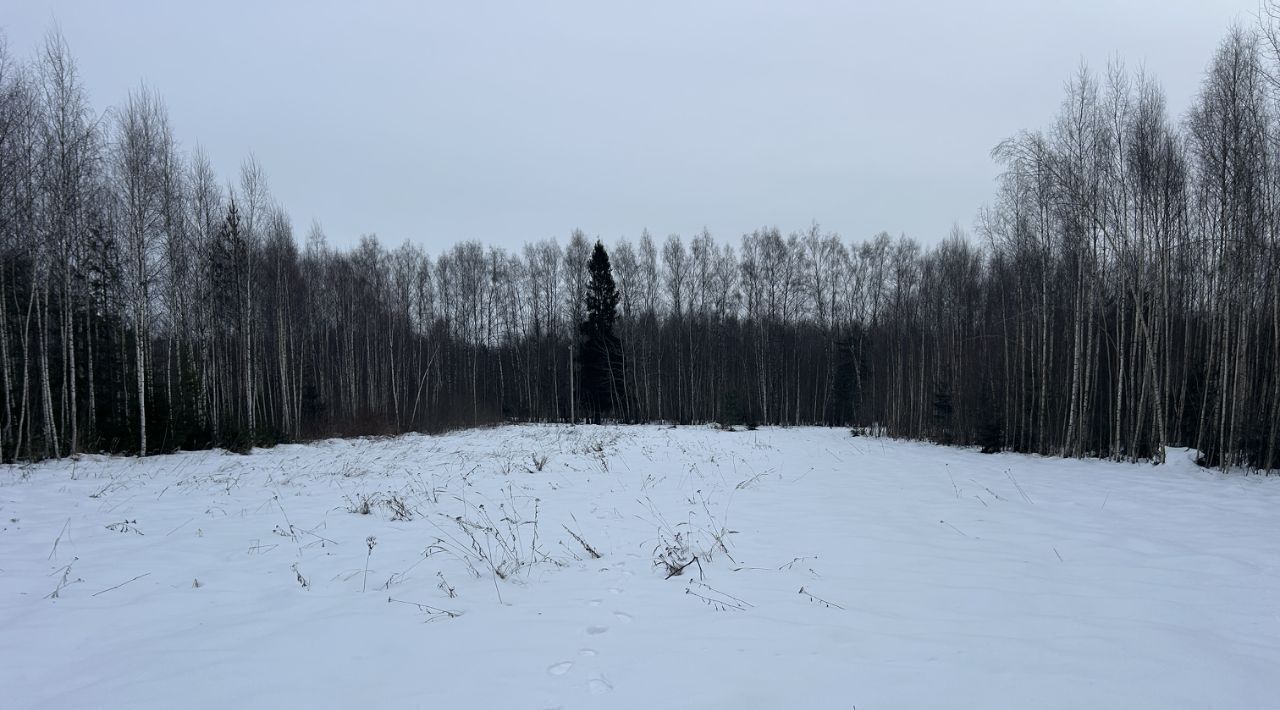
[2,425,1278,709]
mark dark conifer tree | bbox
[579,242,623,423]
[932,384,954,444]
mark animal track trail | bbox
[551,577,632,699]
[587,675,614,695]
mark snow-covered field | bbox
[2,425,1278,709]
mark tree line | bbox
[2,22,1279,469]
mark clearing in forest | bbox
[2,425,1277,709]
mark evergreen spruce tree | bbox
[975,387,1004,454]
[579,241,623,423]
[932,383,954,445]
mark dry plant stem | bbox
[362,536,377,593]
[798,586,845,610]
[563,524,601,559]
[48,517,70,560]
[92,572,150,597]
[387,596,460,619]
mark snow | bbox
[2,425,1278,709]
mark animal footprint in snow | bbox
[613,611,633,623]
[587,676,614,695]
[547,661,573,676]
[586,625,609,635]
[579,648,597,657]
[608,587,622,595]
[585,598,602,607]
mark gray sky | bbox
[5,0,1264,252]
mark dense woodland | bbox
[2,22,1280,470]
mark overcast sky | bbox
[3,0,1264,252]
